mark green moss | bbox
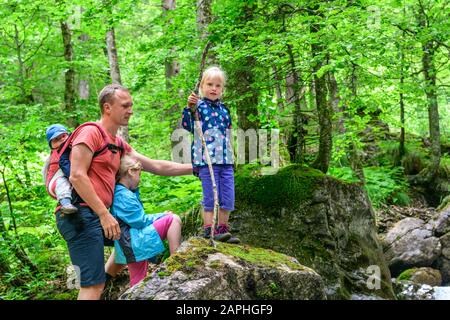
[164,238,307,274]
[157,271,171,278]
[218,241,307,271]
[235,164,325,212]
[51,291,77,300]
[398,268,417,281]
[256,281,282,299]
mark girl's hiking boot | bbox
[216,224,241,244]
[60,203,78,215]
[203,226,231,242]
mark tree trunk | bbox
[399,41,405,161]
[105,27,122,85]
[104,2,128,142]
[327,71,344,133]
[13,24,33,104]
[235,3,259,132]
[196,0,217,65]
[272,65,284,113]
[310,19,332,173]
[162,0,179,90]
[235,57,259,132]
[420,40,441,179]
[161,0,182,148]
[78,33,90,101]
[61,21,77,128]
[1,168,39,274]
[285,41,307,164]
[347,64,366,183]
[409,8,441,184]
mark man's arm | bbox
[131,150,192,176]
[69,143,120,240]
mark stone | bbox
[392,279,435,300]
[397,267,442,286]
[383,218,441,275]
[229,164,395,300]
[119,238,326,300]
[431,205,450,237]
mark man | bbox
[56,84,192,300]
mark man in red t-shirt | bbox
[56,84,192,300]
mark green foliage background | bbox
[0,0,448,299]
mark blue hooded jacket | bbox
[111,184,167,264]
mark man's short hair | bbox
[98,84,129,114]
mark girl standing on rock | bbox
[182,66,240,244]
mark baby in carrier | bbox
[42,124,78,215]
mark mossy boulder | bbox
[230,164,395,300]
[397,267,442,286]
[119,238,326,300]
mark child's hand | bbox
[187,92,200,111]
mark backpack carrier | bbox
[45,122,124,201]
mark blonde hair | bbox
[118,155,142,180]
[199,66,226,97]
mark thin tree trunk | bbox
[272,65,284,113]
[105,28,122,85]
[196,0,217,66]
[13,24,33,104]
[420,40,441,179]
[327,71,344,133]
[399,42,405,161]
[162,0,182,143]
[348,64,366,183]
[78,33,90,101]
[104,2,128,142]
[61,21,77,128]
[235,3,259,134]
[162,1,179,91]
[310,16,332,173]
[409,7,441,184]
[285,39,306,163]
[1,167,39,274]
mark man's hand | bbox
[99,212,121,240]
[187,92,200,110]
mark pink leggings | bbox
[127,214,174,287]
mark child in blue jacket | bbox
[182,66,240,244]
[111,155,182,287]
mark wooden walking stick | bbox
[189,41,219,246]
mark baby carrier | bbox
[45,122,125,200]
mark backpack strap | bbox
[57,121,124,158]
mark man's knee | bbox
[78,282,105,300]
[81,282,105,291]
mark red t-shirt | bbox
[70,124,132,208]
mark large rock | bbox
[435,232,450,284]
[229,165,395,300]
[431,207,450,237]
[397,267,442,286]
[433,202,450,284]
[383,218,441,276]
[119,238,326,300]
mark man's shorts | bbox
[56,205,112,287]
[198,164,235,212]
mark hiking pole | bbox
[189,41,219,246]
